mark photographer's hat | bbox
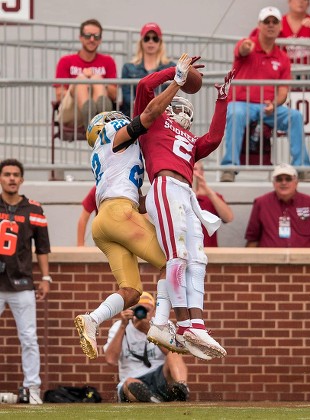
[138,292,155,308]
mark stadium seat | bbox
[240,122,272,166]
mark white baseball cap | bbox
[272,163,297,179]
[258,6,282,22]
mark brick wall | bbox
[0,248,309,402]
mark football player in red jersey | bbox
[134,63,234,360]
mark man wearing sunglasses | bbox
[55,19,117,131]
[104,292,189,403]
[245,163,310,247]
[220,6,310,182]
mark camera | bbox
[133,305,148,320]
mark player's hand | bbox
[174,53,192,86]
[190,56,205,76]
[214,68,235,100]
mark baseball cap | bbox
[258,6,282,22]
[272,163,297,179]
[140,22,162,39]
[138,291,155,307]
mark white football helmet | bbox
[86,111,131,146]
[166,96,194,130]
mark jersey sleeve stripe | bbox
[30,213,48,227]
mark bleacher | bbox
[0,20,310,247]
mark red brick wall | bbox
[0,248,309,402]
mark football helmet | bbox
[86,111,131,146]
[166,96,194,130]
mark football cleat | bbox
[147,319,189,354]
[29,387,43,405]
[74,313,99,359]
[183,326,227,358]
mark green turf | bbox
[1,403,310,420]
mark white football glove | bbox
[174,53,192,86]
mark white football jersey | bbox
[91,118,144,208]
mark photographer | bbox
[103,292,189,403]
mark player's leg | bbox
[183,210,226,358]
[9,290,43,404]
[74,199,142,359]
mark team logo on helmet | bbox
[86,111,131,146]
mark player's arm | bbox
[112,54,193,152]
[77,208,91,246]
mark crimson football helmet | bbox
[86,111,131,146]
[166,96,194,130]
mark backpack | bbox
[43,385,102,403]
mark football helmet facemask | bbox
[166,96,194,130]
[86,111,131,146]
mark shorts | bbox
[119,364,171,402]
[58,90,84,127]
[92,198,166,294]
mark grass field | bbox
[1,402,310,420]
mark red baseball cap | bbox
[140,22,162,39]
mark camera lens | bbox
[133,305,148,320]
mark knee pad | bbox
[186,262,206,310]
[166,258,187,308]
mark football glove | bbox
[215,68,235,100]
[174,53,192,86]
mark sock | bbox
[176,322,192,335]
[191,319,205,326]
[153,279,172,325]
[90,293,124,325]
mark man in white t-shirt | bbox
[103,292,189,403]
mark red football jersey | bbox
[134,67,227,185]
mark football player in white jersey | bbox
[74,53,206,360]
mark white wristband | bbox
[42,275,52,283]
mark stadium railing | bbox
[0,77,309,180]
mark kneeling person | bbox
[104,292,189,403]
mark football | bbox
[181,66,203,94]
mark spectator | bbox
[74,54,205,360]
[281,0,310,64]
[134,53,235,359]
[77,186,97,246]
[193,161,233,247]
[220,6,310,183]
[250,0,310,64]
[55,19,117,131]
[103,292,189,403]
[245,163,310,247]
[121,22,175,117]
[0,159,51,405]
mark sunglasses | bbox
[82,33,101,41]
[262,18,280,25]
[275,175,294,182]
[143,35,160,43]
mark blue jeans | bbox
[221,101,310,166]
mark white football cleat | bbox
[183,327,227,358]
[147,319,189,354]
[74,313,99,359]
[176,332,212,361]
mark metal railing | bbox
[1,77,309,178]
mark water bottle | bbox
[0,393,18,404]
[249,123,261,152]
